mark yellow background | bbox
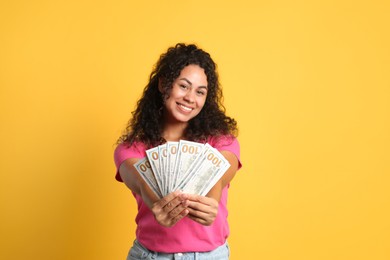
[1,1,389,259]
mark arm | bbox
[185,150,239,225]
[119,158,190,227]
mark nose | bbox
[183,89,195,103]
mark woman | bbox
[114,43,242,259]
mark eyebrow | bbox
[179,78,208,89]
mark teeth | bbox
[179,104,192,111]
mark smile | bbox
[177,103,193,112]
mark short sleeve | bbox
[209,136,242,170]
[114,142,147,182]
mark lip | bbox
[176,102,194,113]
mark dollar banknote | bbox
[133,157,162,198]
[135,140,231,198]
[180,147,230,195]
[158,144,168,195]
[173,140,205,189]
[166,141,179,194]
[145,147,164,195]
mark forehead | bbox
[177,65,208,86]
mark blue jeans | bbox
[126,240,230,260]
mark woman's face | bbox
[162,64,208,124]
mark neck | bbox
[162,122,187,142]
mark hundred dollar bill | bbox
[198,149,231,196]
[158,144,168,196]
[173,140,205,191]
[180,147,230,195]
[166,141,179,193]
[145,147,164,195]
[133,157,162,198]
[175,143,212,190]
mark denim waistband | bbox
[127,239,230,260]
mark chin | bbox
[176,117,192,123]
[174,115,195,123]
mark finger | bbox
[158,208,189,228]
[155,191,182,209]
[168,200,189,218]
[186,194,217,207]
[187,201,207,212]
[187,207,209,219]
[187,197,216,213]
[170,209,189,225]
[185,193,203,203]
[163,195,187,212]
[187,214,207,225]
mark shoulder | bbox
[114,141,147,169]
[207,135,240,152]
[207,135,241,169]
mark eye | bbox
[179,84,188,90]
[196,90,206,96]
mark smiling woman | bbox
[118,43,237,148]
[114,43,242,259]
[161,65,208,129]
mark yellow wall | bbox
[1,1,389,259]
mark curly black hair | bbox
[118,43,238,147]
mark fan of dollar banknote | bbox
[134,140,230,198]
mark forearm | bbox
[206,181,224,202]
[119,158,159,209]
[205,150,239,202]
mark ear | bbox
[158,78,164,93]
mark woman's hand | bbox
[151,191,190,227]
[186,194,219,226]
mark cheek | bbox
[168,98,177,107]
[198,98,207,109]
[169,90,183,101]
[163,96,174,108]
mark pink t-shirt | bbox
[114,136,242,253]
